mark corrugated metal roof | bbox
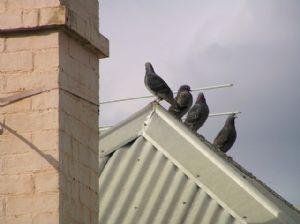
[99,103,300,224]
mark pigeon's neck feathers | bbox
[145,63,155,75]
[225,117,235,128]
[196,94,206,104]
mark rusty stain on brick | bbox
[47,7,66,24]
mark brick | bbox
[60,153,70,176]
[0,51,33,73]
[6,193,58,216]
[6,195,33,215]
[22,8,38,27]
[69,198,79,221]
[69,35,90,66]
[39,6,66,26]
[71,179,80,201]
[58,30,69,56]
[33,193,59,213]
[3,69,59,93]
[7,0,60,10]
[68,157,79,180]
[89,150,99,173]
[0,215,32,224]
[91,211,98,224]
[80,204,90,224]
[0,1,7,13]
[31,89,59,111]
[60,91,83,120]
[5,110,58,133]
[59,72,85,104]
[5,35,33,52]
[0,37,4,52]
[34,171,59,193]
[0,198,4,217]
[79,64,98,87]
[0,10,22,30]
[33,212,59,224]
[60,54,80,79]
[32,130,58,151]
[79,185,91,208]
[89,54,99,71]
[78,163,90,186]
[0,97,31,114]
[62,111,90,146]
[34,48,59,70]
[0,158,3,173]
[76,15,87,37]
[71,138,80,161]
[89,190,98,212]
[0,174,34,195]
[90,170,98,192]
[6,31,58,52]
[82,103,99,131]
[3,150,59,174]
[60,131,72,155]
[79,146,90,167]
[0,133,32,156]
[88,130,99,153]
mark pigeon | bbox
[184,92,209,131]
[213,114,237,153]
[168,85,193,119]
[144,62,176,105]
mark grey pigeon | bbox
[144,62,176,105]
[184,92,209,131]
[168,85,193,119]
[213,114,237,153]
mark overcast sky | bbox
[100,0,300,205]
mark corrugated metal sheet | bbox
[99,136,237,224]
[99,103,300,224]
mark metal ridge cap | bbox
[153,105,299,223]
[99,104,154,157]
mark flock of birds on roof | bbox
[144,62,237,153]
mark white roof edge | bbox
[152,104,300,223]
[99,103,300,223]
[99,104,153,157]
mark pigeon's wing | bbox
[185,105,201,123]
[147,75,171,94]
[213,128,230,148]
[169,91,189,113]
[177,91,193,108]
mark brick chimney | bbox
[0,0,108,223]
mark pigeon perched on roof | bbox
[213,114,237,153]
[184,92,209,131]
[144,62,176,105]
[168,85,193,119]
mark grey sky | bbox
[100,0,300,205]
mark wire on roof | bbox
[100,83,233,105]
[99,111,241,131]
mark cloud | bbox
[100,0,300,204]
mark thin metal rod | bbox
[100,83,233,105]
[99,110,241,130]
[209,111,241,117]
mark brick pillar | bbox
[0,1,108,223]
